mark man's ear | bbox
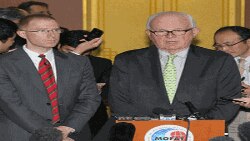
[17,30,27,39]
[146,30,153,40]
[192,27,200,37]
[246,38,250,45]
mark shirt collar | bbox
[235,56,250,63]
[23,45,54,61]
[158,47,189,59]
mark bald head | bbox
[146,11,196,30]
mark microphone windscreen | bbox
[238,121,250,141]
[109,122,135,141]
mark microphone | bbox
[184,101,198,114]
[184,101,206,120]
[178,94,207,119]
[152,108,176,120]
[238,121,250,141]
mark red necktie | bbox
[38,54,60,124]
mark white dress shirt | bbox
[158,48,189,88]
[235,56,250,85]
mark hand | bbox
[241,82,250,97]
[233,97,250,108]
[63,137,75,141]
[96,83,106,94]
[60,45,76,53]
[56,126,75,139]
[73,38,102,55]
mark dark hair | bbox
[29,127,63,141]
[18,1,48,13]
[214,26,250,40]
[18,14,56,29]
[0,18,17,43]
[60,30,89,47]
[0,7,26,22]
[109,122,136,141]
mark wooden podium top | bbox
[117,120,225,141]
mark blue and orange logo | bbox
[144,125,194,141]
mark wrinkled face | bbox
[18,18,60,52]
[0,35,15,53]
[147,14,199,53]
[214,30,249,57]
[29,5,50,15]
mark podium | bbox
[117,120,225,141]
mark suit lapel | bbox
[53,50,70,99]
[14,48,46,93]
[175,45,206,101]
[147,46,170,101]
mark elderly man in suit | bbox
[0,14,101,141]
[109,11,241,122]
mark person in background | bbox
[0,7,28,49]
[214,26,250,140]
[0,14,100,141]
[60,30,112,139]
[0,18,17,53]
[0,7,27,23]
[18,1,51,15]
[109,11,241,123]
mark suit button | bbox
[46,103,51,105]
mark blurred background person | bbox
[18,1,51,16]
[0,7,27,23]
[60,29,111,139]
[0,7,28,49]
[0,18,17,53]
[214,26,250,140]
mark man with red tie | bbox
[0,14,101,141]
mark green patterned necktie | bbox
[163,54,177,103]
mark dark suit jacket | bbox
[0,48,100,141]
[88,55,112,135]
[109,45,241,122]
[88,55,112,84]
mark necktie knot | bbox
[169,54,176,60]
[39,54,45,58]
[165,54,176,68]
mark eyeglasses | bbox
[20,28,64,34]
[149,28,193,36]
[213,38,248,49]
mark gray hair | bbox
[146,11,196,30]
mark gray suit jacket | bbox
[109,45,241,122]
[0,48,100,141]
